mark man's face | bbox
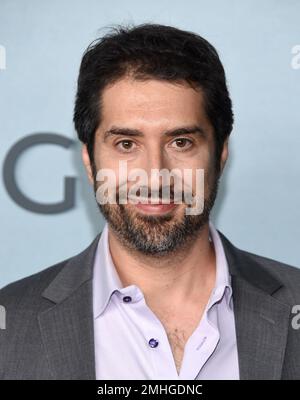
[82,77,228,256]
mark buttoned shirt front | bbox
[93,221,239,379]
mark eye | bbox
[115,140,136,152]
[170,137,193,150]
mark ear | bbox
[81,144,94,185]
[220,138,229,174]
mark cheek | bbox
[188,156,215,196]
[94,143,118,170]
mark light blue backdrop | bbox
[1,0,299,288]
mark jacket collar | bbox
[41,228,285,305]
[217,230,283,295]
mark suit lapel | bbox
[38,234,101,380]
[231,275,290,379]
[219,231,291,379]
[38,280,95,379]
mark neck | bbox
[107,223,216,308]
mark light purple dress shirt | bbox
[93,221,240,379]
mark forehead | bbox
[100,77,210,130]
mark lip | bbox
[134,201,177,215]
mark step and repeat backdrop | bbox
[0,0,300,288]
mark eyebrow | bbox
[103,125,207,141]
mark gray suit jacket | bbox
[1,230,300,380]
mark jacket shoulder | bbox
[241,249,300,276]
[0,234,100,311]
[0,258,70,308]
[239,248,300,295]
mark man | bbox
[0,23,300,380]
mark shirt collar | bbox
[93,220,232,319]
[208,221,233,309]
[93,223,124,318]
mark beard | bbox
[93,169,220,257]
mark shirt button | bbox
[148,338,159,348]
[123,296,132,303]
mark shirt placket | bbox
[179,306,220,379]
[120,291,180,380]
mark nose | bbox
[143,145,170,192]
